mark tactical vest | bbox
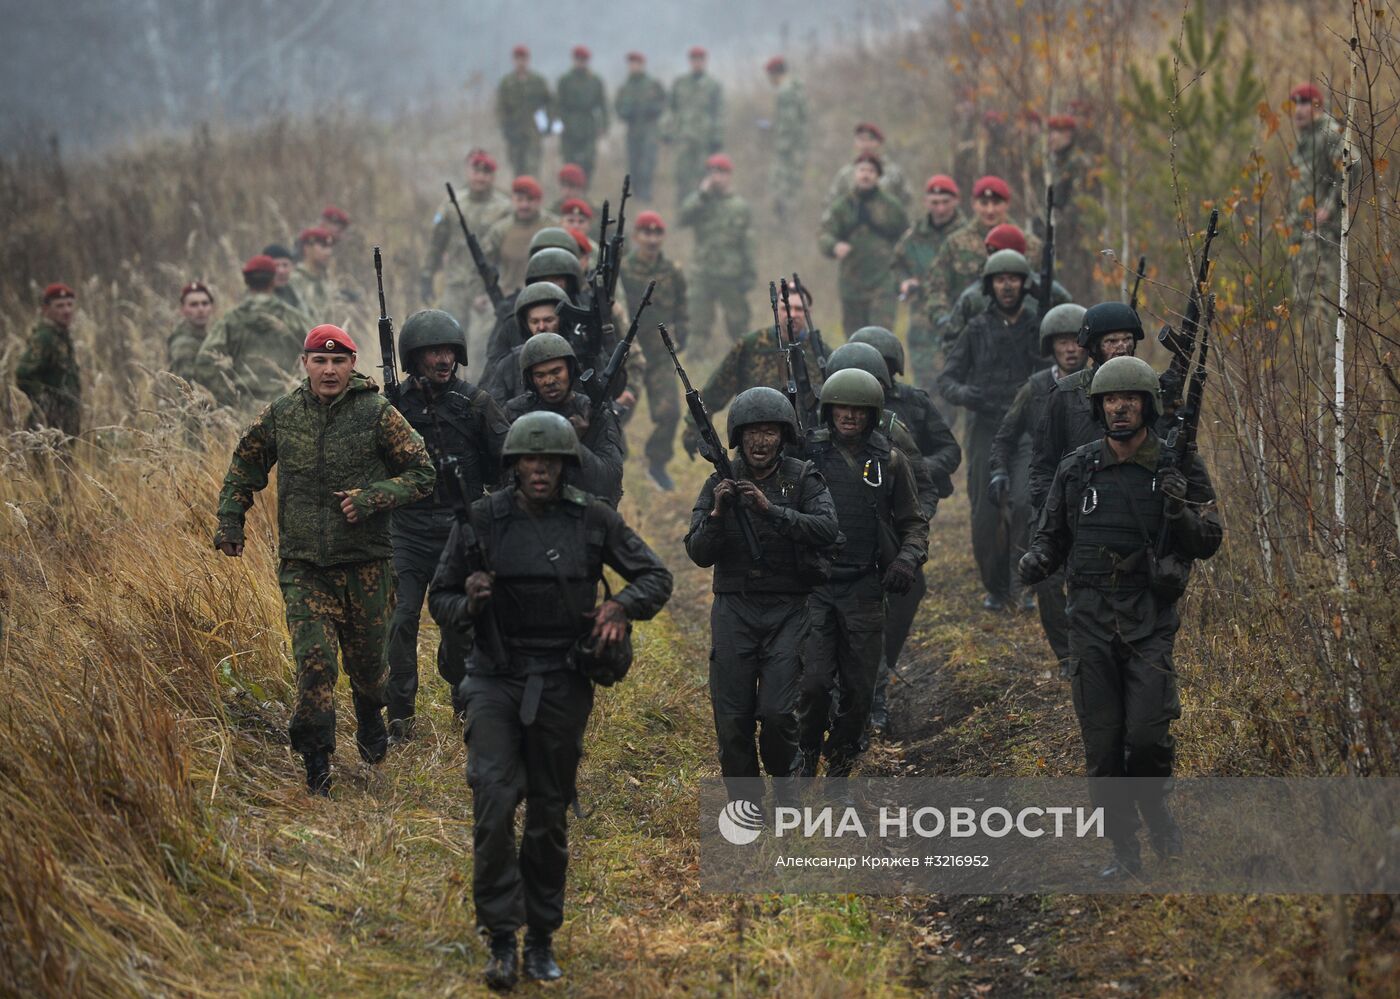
[1067,446,1165,590]
[711,456,820,594]
[807,429,893,578]
[396,378,488,512]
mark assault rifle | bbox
[1037,185,1055,318]
[790,272,829,374]
[1156,293,1215,560]
[1129,255,1147,312]
[603,174,630,303]
[770,281,804,431]
[659,322,765,565]
[374,246,399,401]
[781,277,819,426]
[1158,209,1219,410]
[560,175,630,368]
[445,182,504,310]
[581,279,655,448]
[439,454,510,666]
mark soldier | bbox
[422,149,513,355]
[16,283,82,437]
[503,332,624,506]
[168,281,215,382]
[558,197,593,236]
[664,46,724,208]
[495,45,553,178]
[195,254,310,409]
[818,154,909,332]
[482,230,586,372]
[214,325,435,794]
[923,175,1042,330]
[428,411,672,988]
[990,303,1087,656]
[764,55,808,220]
[1019,356,1221,877]
[289,226,336,322]
[614,52,667,200]
[551,163,593,217]
[484,281,572,406]
[556,48,608,180]
[1045,114,1097,294]
[826,122,912,209]
[620,210,688,490]
[894,174,965,387]
[320,204,351,241]
[679,154,755,350]
[1286,81,1345,338]
[264,244,302,313]
[385,310,509,739]
[797,369,928,796]
[684,387,840,807]
[482,176,560,296]
[938,222,1072,347]
[937,250,1048,610]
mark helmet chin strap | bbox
[1106,425,1141,441]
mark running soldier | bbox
[496,45,553,178]
[818,153,909,332]
[664,46,724,207]
[893,174,965,387]
[678,154,755,349]
[556,46,608,180]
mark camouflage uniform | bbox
[614,70,667,200]
[770,77,809,217]
[288,264,332,324]
[495,70,552,178]
[827,157,913,210]
[1048,143,1098,294]
[15,319,81,436]
[194,292,309,409]
[556,66,609,179]
[1288,113,1345,338]
[939,274,1073,348]
[481,209,561,295]
[275,282,306,315]
[693,328,823,432]
[620,248,688,468]
[664,71,724,206]
[818,187,909,333]
[167,320,207,382]
[213,372,435,755]
[422,186,513,348]
[678,188,754,346]
[924,221,1043,333]
[893,208,965,387]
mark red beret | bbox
[321,204,350,226]
[626,51,645,62]
[298,226,335,246]
[1019,108,1043,125]
[557,163,587,187]
[854,152,884,176]
[511,175,544,199]
[854,121,885,141]
[567,227,592,255]
[560,197,593,219]
[512,44,529,58]
[983,109,1008,126]
[42,282,75,303]
[925,174,960,196]
[635,210,666,232]
[1047,114,1077,131]
[467,148,498,172]
[303,324,358,354]
[705,153,734,172]
[688,45,707,58]
[242,254,279,276]
[572,44,591,60]
[1291,82,1324,104]
[179,280,213,303]
[984,223,1027,254]
[973,175,1011,201]
[766,55,787,73]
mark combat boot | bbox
[1098,837,1144,880]
[522,929,563,982]
[483,931,519,991]
[1143,801,1184,861]
[386,714,414,747]
[647,462,675,491]
[303,751,331,796]
[354,694,388,764]
[797,749,821,792]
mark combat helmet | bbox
[1038,303,1088,356]
[850,326,904,376]
[826,341,892,389]
[1076,301,1144,350]
[501,410,581,465]
[524,247,582,297]
[818,367,885,425]
[398,309,468,368]
[726,386,799,448]
[528,227,581,257]
[514,281,570,330]
[517,331,579,380]
[1089,355,1161,432]
[981,249,1031,298]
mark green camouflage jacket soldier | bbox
[614,58,667,200]
[556,55,609,179]
[892,207,966,313]
[620,230,688,478]
[289,263,331,322]
[16,315,81,436]
[195,291,309,408]
[679,172,754,343]
[496,52,553,177]
[167,319,207,382]
[924,220,1042,330]
[818,163,909,332]
[665,53,724,202]
[827,157,913,210]
[1288,102,1345,243]
[767,63,809,215]
[422,165,512,328]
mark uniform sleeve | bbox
[1027,454,1076,574]
[683,473,723,568]
[1029,389,1067,512]
[423,208,451,282]
[735,202,756,289]
[600,506,673,620]
[891,227,917,283]
[214,403,278,547]
[194,315,242,405]
[936,326,974,406]
[577,407,624,502]
[474,390,511,464]
[698,342,744,415]
[914,394,961,483]
[427,520,476,637]
[678,190,705,227]
[1170,450,1223,560]
[672,266,690,343]
[922,242,957,318]
[990,381,1032,482]
[768,466,841,546]
[890,417,938,519]
[817,199,849,256]
[14,327,54,392]
[349,404,436,517]
[887,449,930,567]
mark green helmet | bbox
[517,331,578,379]
[398,309,468,368]
[818,367,885,425]
[528,227,580,257]
[850,326,904,375]
[514,281,570,329]
[501,410,581,465]
[981,248,1031,297]
[727,386,798,448]
[1089,355,1161,428]
[1038,303,1088,355]
[524,247,582,296]
[826,341,892,389]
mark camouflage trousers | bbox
[691,276,751,352]
[560,130,597,180]
[24,388,81,438]
[770,154,805,220]
[673,141,710,210]
[638,336,680,465]
[505,132,542,179]
[278,558,393,754]
[906,318,940,392]
[1291,233,1341,348]
[626,126,659,200]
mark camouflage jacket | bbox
[937,274,1073,346]
[495,71,552,140]
[772,78,808,160]
[556,67,608,139]
[167,319,207,381]
[1289,114,1346,237]
[482,209,561,293]
[288,264,331,323]
[620,249,688,346]
[215,372,434,565]
[699,326,823,419]
[678,189,754,285]
[615,71,666,128]
[892,209,966,314]
[194,292,309,408]
[16,319,80,411]
[665,71,723,149]
[423,187,513,295]
[827,157,913,210]
[818,187,909,297]
[923,220,1043,322]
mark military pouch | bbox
[1146,551,1191,604]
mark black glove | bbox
[1018,549,1053,585]
[987,473,1010,507]
[956,385,986,410]
[1159,467,1188,516]
[882,559,918,595]
[932,471,955,498]
[420,276,435,304]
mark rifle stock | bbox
[445,182,504,310]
